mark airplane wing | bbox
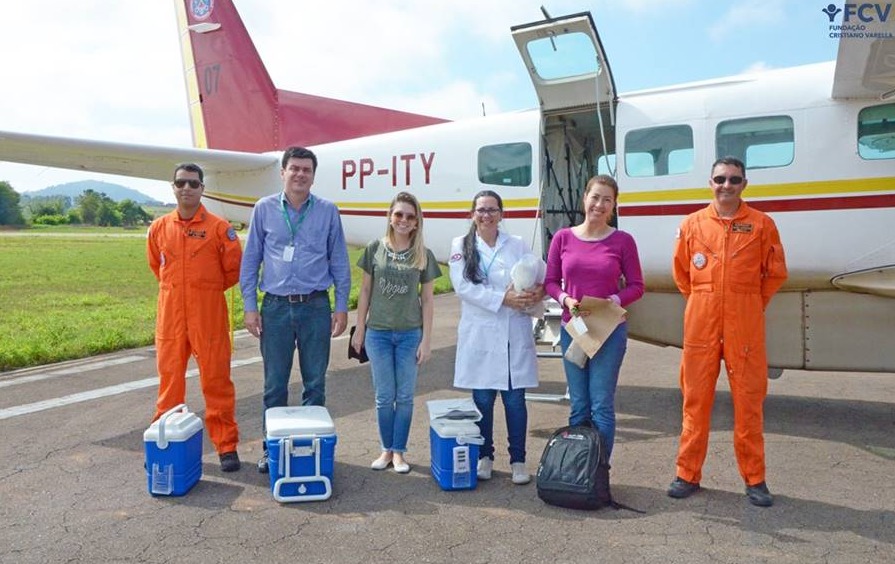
[831,17,895,99]
[0,130,278,183]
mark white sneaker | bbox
[477,458,493,480]
[511,462,531,485]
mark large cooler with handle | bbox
[265,406,337,502]
[143,404,203,496]
[427,398,484,491]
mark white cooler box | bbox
[427,398,484,491]
[265,406,337,503]
[143,404,203,496]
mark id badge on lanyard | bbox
[281,194,313,262]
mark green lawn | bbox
[0,228,452,371]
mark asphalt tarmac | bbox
[1,294,893,564]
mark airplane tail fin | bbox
[174,0,448,153]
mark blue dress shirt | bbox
[240,192,351,313]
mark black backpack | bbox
[536,423,612,510]
[536,423,644,513]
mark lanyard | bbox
[280,194,314,244]
[478,246,501,280]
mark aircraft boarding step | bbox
[529,299,570,403]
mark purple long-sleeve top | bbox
[544,228,645,323]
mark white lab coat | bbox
[450,231,541,390]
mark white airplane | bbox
[1,1,894,374]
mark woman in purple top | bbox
[544,175,644,460]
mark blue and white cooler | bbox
[265,406,337,503]
[427,398,484,491]
[143,404,203,496]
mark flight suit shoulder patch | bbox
[226,227,237,241]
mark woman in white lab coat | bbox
[449,190,544,485]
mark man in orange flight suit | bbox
[667,156,787,507]
[147,163,243,472]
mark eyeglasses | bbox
[475,207,501,216]
[392,211,417,221]
[712,175,744,185]
[173,179,203,189]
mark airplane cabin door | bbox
[511,13,618,252]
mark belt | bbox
[267,290,328,303]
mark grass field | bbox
[0,228,452,371]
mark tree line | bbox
[0,182,154,227]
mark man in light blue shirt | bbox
[239,146,351,473]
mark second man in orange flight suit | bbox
[667,156,787,507]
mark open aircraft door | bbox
[511,13,619,253]
[511,12,616,116]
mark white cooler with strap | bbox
[143,404,203,496]
[265,406,337,502]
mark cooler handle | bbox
[273,435,333,502]
[456,434,485,446]
[156,403,188,449]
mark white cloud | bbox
[741,61,773,74]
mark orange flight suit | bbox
[672,202,787,486]
[147,204,242,455]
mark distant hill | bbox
[23,180,164,206]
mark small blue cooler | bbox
[265,406,337,503]
[427,398,484,491]
[143,404,203,496]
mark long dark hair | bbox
[462,190,503,284]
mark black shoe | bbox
[667,476,700,498]
[219,451,241,472]
[745,481,773,507]
[257,452,269,474]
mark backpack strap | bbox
[608,499,646,514]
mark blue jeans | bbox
[560,322,628,460]
[473,383,528,464]
[260,292,332,432]
[364,327,422,453]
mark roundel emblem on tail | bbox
[191,0,214,21]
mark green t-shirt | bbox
[357,239,441,331]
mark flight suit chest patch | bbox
[186,228,207,239]
[692,252,707,270]
[731,222,753,233]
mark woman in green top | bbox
[351,192,442,474]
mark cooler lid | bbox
[265,406,336,438]
[426,397,482,423]
[143,411,203,443]
[431,418,482,439]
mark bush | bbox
[32,214,70,225]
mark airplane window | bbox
[624,125,694,177]
[596,153,616,176]
[526,32,599,81]
[858,103,895,160]
[478,143,532,187]
[716,116,793,169]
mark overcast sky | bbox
[0,0,839,203]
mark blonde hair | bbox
[383,191,427,270]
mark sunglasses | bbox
[392,211,417,221]
[712,175,744,185]
[173,179,203,189]
[475,207,501,216]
